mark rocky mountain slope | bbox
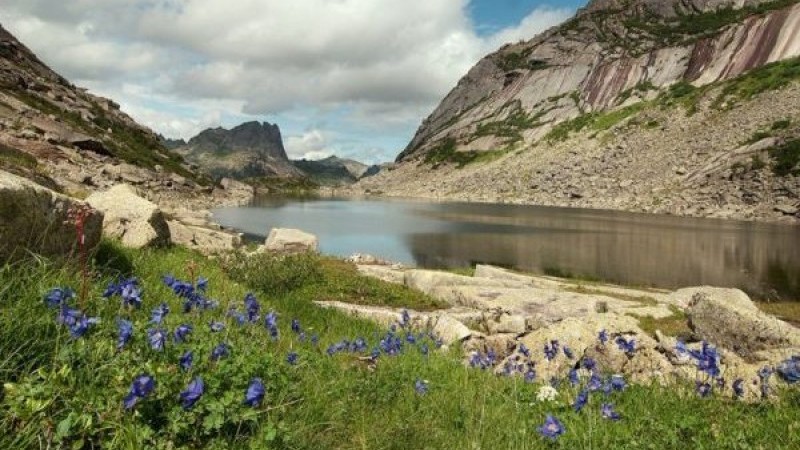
[292,155,374,186]
[359,0,800,222]
[172,121,303,180]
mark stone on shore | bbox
[167,220,242,255]
[264,228,319,253]
[404,269,527,295]
[86,184,171,248]
[687,289,800,360]
[0,169,103,260]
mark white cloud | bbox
[285,130,334,161]
[0,1,574,160]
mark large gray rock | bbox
[687,289,800,360]
[0,170,103,260]
[167,220,241,254]
[404,269,527,295]
[86,184,171,248]
[264,228,318,253]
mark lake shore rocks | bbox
[264,228,319,253]
[86,184,171,249]
[321,262,800,401]
[0,169,103,260]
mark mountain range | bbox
[356,0,800,222]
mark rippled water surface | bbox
[212,197,800,299]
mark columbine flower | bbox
[696,381,712,397]
[732,379,745,398]
[414,379,429,395]
[524,369,536,383]
[573,389,589,412]
[544,340,559,361]
[610,374,626,392]
[601,403,621,421]
[147,328,167,351]
[174,324,192,343]
[196,277,208,291]
[57,307,99,338]
[180,377,204,410]
[209,321,225,332]
[536,385,559,402]
[243,378,265,407]
[689,341,720,378]
[211,343,230,361]
[287,351,299,365]
[518,343,530,358]
[150,303,170,324]
[117,319,133,350]
[265,311,279,340]
[582,357,596,371]
[228,309,246,326]
[568,368,580,386]
[563,346,574,359]
[123,374,154,410]
[44,287,75,308]
[120,279,142,309]
[616,336,635,355]
[179,350,193,371]
[244,293,260,322]
[588,372,602,392]
[598,329,608,345]
[777,357,800,384]
[537,415,565,440]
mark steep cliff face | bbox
[399,0,800,160]
[358,0,800,222]
[292,156,371,186]
[174,121,303,180]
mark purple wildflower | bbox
[537,415,565,441]
[180,377,204,410]
[601,403,621,421]
[243,378,265,407]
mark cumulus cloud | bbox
[0,1,574,160]
[285,130,334,161]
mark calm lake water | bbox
[212,197,800,300]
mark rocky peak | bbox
[188,121,288,160]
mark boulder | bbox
[356,265,406,284]
[404,269,527,295]
[0,170,103,260]
[167,220,241,254]
[431,314,473,344]
[687,290,800,360]
[264,228,318,253]
[86,184,171,248]
[473,265,538,286]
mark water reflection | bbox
[212,197,800,299]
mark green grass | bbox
[423,138,510,169]
[544,102,645,142]
[769,138,800,176]
[3,243,800,449]
[0,142,37,169]
[714,57,800,107]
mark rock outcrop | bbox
[264,228,319,253]
[86,184,171,248]
[355,0,800,223]
[0,169,103,260]
[172,122,303,180]
[292,156,371,186]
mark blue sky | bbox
[0,0,582,164]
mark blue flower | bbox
[180,377,204,410]
[588,372,603,392]
[524,369,536,383]
[563,346,574,359]
[696,381,712,397]
[400,309,411,328]
[311,334,319,347]
[601,403,621,421]
[573,390,589,412]
[537,415,565,440]
[196,276,208,291]
[615,336,636,355]
[174,324,193,343]
[689,341,720,378]
[119,279,142,309]
[291,319,302,334]
[123,374,154,410]
[568,368,580,386]
[211,343,230,361]
[44,287,75,308]
[732,379,745,398]
[244,293,260,322]
[405,332,416,344]
[287,351,299,365]
[243,378,265,407]
[265,311,279,340]
[209,321,225,332]
[150,303,170,324]
[582,357,597,371]
[419,343,429,356]
[544,340,559,361]
[518,343,530,358]
[610,374,626,392]
[758,366,772,398]
[116,319,133,350]
[147,328,167,351]
[414,379,429,395]
[179,350,193,371]
[57,307,98,338]
[598,329,608,345]
[777,356,800,384]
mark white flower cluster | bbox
[536,385,559,402]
